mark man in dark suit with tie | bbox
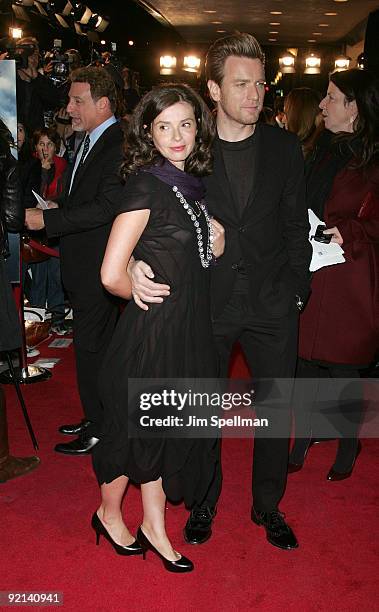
[25,67,124,454]
[130,34,312,549]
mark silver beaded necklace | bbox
[172,186,214,268]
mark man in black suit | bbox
[131,33,311,549]
[25,67,124,454]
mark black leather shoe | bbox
[327,441,362,481]
[183,506,216,545]
[58,419,91,436]
[54,433,99,455]
[251,508,298,550]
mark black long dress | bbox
[92,172,219,507]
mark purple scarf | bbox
[141,157,205,201]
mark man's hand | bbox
[323,226,343,245]
[25,208,45,231]
[210,218,225,258]
[128,260,170,311]
[46,201,59,209]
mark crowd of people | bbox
[0,30,378,572]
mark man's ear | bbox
[96,96,110,112]
[207,79,221,103]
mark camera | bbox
[44,41,69,83]
[314,225,332,244]
[0,38,36,69]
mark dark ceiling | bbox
[133,0,379,46]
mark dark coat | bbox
[0,137,22,351]
[299,163,379,365]
[43,122,124,350]
[43,122,124,292]
[204,123,312,319]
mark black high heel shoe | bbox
[137,526,194,573]
[91,512,143,556]
[288,438,336,473]
[288,438,315,473]
[327,441,362,481]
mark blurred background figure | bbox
[121,66,140,117]
[283,87,323,158]
[259,106,275,125]
[289,69,379,480]
[26,127,68,334]
[15,36,62,133]
[0,118,40,482]
[273,95,286,128]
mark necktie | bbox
[78,134,90,166]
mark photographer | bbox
[0,119,39,482]
[16,37,62,133]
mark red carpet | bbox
[1,338,378,611]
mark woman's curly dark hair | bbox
[121,83,215,178]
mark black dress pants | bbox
[69,290,119,438]
[202,292,299,513]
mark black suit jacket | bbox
[43,122,124,298]
[205,123,312,319]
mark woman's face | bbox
[319,81,358,134]
[36,135,56,163]
[151,101,197,170]
[17,123,25,149]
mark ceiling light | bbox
[305,52,321,74]
[12,4,30,20]
[324,12,337,16]
[16,0,33,5]
[55,13,69,27]
[334,55,350,71]
[160,55,176,75]
[203,9,216,12]
[95,15,109,32]
[74,21,84,35]
[270,11,282,15]
[279,52,295,73]
[9,26,23,38]
[318,23,330,26]
[217,30,226,33]
[269,31,278,34]
[312,33,322,36]
[70,2,91,23]
[333,0,348,3]
[211,21,222,24]
[128,40,134,46]
[307,39,316,43]
[268,38,277,42]
[183,55,201,73]
[34,1,48,16]
[269,22,280,26]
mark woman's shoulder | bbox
[118,171,168,214]
[123,171,168,195]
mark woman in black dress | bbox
[92,84,225,572]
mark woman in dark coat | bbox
[289,69,379,479]
[0,119,40,481]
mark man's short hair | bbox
[205,32,265,85]
[70,66,117,114]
